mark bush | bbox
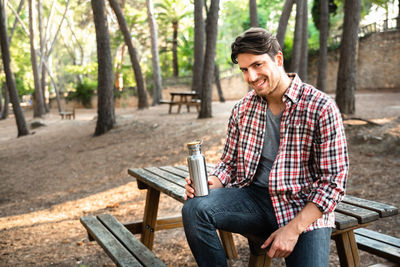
[66,79,97,108]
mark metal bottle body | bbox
[187,143,209,197]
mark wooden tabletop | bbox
[169,91,198,96]
[128,165,398,231]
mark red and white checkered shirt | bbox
[210,74,349,231]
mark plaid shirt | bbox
[210,74,349,231]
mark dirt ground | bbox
[0,90,399,267]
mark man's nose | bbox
[248,69,258,82]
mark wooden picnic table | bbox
[127,165,399,267]
[160,91,200,114]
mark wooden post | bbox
[141,187,160,250]
[333,230,361,267]
[218,230,238,259]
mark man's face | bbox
[237,53,283,98]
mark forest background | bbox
[0,0,400,266]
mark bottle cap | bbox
[187,140,202,148]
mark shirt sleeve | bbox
[210,103,240,186]
[307,101,349,213]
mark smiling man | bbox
[182,28,349,267]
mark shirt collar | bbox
[283,73,303,104]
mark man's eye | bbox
[255,63,262,67]
[241,69,247,73]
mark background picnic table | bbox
[0,92,399,266]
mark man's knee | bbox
[182,197,211,223]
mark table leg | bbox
[218,230,238,259]
[141,187,160,250]
[333,230,361,267]
[169,95,175,113]
[177,96,183,113]
[185,96,190,112]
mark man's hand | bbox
[261,202,323,258]
[260,224,300,258]
[184,175,223,200]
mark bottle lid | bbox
[187,140,202,147]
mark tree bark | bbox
[1,83,9,119]
[317,0,329,92]
[91,0,115,136]
[28,0,45,117]
[290,0,304,73]
[276,0,294,48]
[191,0,205,97]
[199,0,219,119]
[0,1,29,136]
[109,0,148,109]
[37,0,48,113]
[146,0,163,106]
[172,21,179,77]
[249,0,259,27]
[335,0,361,114]
[214,63,225,102]
[298,0,308,81]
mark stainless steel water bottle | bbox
[187,140,209,197]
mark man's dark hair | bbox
[231,28,282,64]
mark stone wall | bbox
[308,30,400,92]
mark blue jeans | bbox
[181,185,332,267]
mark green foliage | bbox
[65,63,98,77]
[66,79,97,108]
[311,0,338,31]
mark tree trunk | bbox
[276,0,294,48]
[146,0,162,106]
[398,0,400,29]
[191,0,205,97]
[41,60,50,112]
[290,0,304,73]
[44,62,62,113]
[317,0,329,92]
[28,0,45,117]
[0,1,29,136]
[249,0,259,27]
[335,0,361,115]
[1,83,9,119]
[91,0,115,136]
[37,0,48,113]
[199,0,219,119]
[172,21,179,77]
[109,0,148,109]
[298,0,308,81]
[214,63,225,102]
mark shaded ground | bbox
[0,91,399,266]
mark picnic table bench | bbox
[81,165,399,266]
[80,214,166,267]
[160,91,200,114]
[59,108,75,120]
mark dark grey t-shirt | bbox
[252,108,282,188]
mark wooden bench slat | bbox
[354,228,400,248]
[343,195,398,218]
[128,168,185,202]
[97,214,166,267]
[334,212,359,230]
[336,202,380,224]
[80,216,142,267]
[355,234,400,263]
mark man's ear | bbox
[275,52,284,67]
